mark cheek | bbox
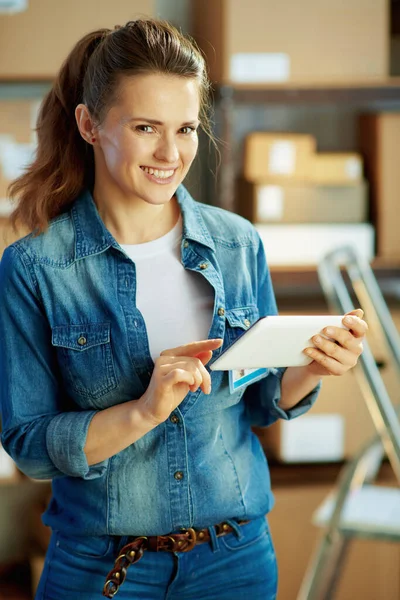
[102,137,141,174]
[182,137,199,166]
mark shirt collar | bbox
[71,185,215,260]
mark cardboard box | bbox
[312,153,363,185]
[0,0,154,78]
[0,100,42,253]
[192,0,389,84]
[255,223,375,266]
[30,555,46,598]
[0,218,27,259]
[0,443,19,483]
[255,371,380,463]
[0,100,41,207]
[243,133,316,182]
[237,179,368,224]
[359,113,400,261]
[254,309,400,462]
[269,470,400,600]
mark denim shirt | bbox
[0,185,320,536]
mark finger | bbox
[160,358,211,394]
[194,350,213,366]
[185,356,212,394]
[304,347,347,376]
[194,357,212,393]
[163,368,196,390]
[311,334,360,366]
[160,339,223,358]
[320,326,363,354]
[162,363,202,391]
[345,308,364,319]
[342,315,368,339]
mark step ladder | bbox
[297,246,400,600]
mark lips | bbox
[140,166,176,179]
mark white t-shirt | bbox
[121,216,214,361]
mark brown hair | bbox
[8,19,215,234]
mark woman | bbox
[0,19,367,599]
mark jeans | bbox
[35,515,278,599]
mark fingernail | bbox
[344,317,353,324]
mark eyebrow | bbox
[125,117,200,127]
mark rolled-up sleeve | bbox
[244,366,321,427]
[0,245,107,480]
[243,230,321,427]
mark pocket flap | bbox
[225,306,259,330]
[52,323,111,351]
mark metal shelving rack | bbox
[214,79,400,290]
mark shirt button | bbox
[77,336,87,346]
[244,319,251,328]
[170,414,180,424]
[174,471,184,481]
[218,307,225,317]
[199,263,208,270]
[183,240,189,248]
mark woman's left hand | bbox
[303,308,368,377]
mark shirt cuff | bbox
[46,411,108,479]
[268,367,322,422]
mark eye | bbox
[180,126,197,135]
[136,125,155,133]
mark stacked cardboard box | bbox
[359,113,400,262]
[238,132,373,266]
[193,0,388,85]
[0,0,155,78]
[0,101,39,257]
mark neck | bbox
[92,186,180,245]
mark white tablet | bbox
[210,315,347,371]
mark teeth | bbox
[142,167,174,179]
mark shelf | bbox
[269,259,400,275]
[216,79,400,105]
[269,260,400,300]
[268,459,394,487]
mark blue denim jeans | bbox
[35,516,278,599]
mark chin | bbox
[138,188,176,206]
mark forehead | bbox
[110,73,200,122]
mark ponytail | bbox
[8,29,109,234]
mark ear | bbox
[75,104,96,145]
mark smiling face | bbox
[92,73,200,207]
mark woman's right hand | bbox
[137,338,223,427]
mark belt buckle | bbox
[177,527,196,552]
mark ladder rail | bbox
[318,246,400,481]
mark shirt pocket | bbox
[224,306,260,347]
[52,322,118,405]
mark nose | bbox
[154,133,179,164]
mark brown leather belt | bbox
[102,519,250,598]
